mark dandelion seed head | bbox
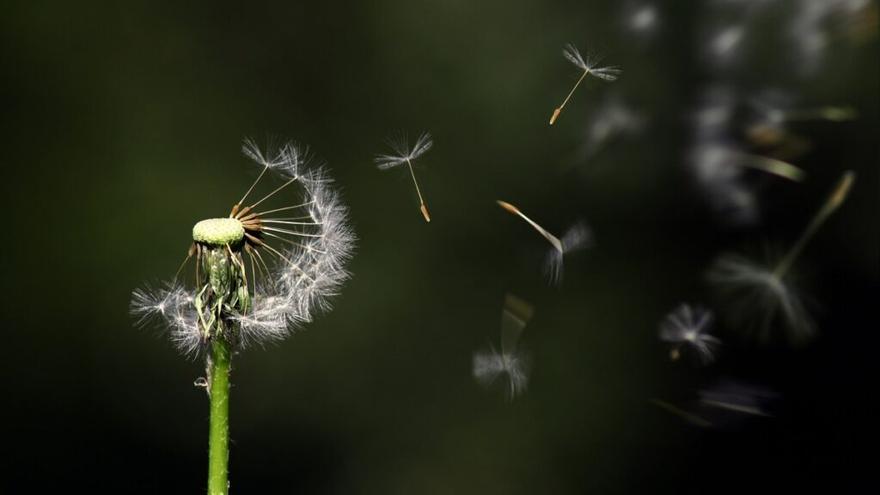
[659,304,720,365]
[131,139,355,355]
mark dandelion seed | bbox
[751,97,857,126]
[708,171,855,344]
[711,25,746,58]
[692,86,737,140]
[473,294,534,400]
[690,139,805,227]
[375,131,433,222]
[543,222,592,285]
[578,94,645,159]
[650,399,713,428]
[496,200,592,285]
[652,379,775,429]
[747,93,857,147]
[550,44,621,125]
[659,304,721,365]
[130,138,355,494]
[626,3,660,35]
[687,86,809,226]
[693,143,805,184]
[698,379,775,417]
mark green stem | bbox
[208,339,231,495]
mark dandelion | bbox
[496,200,592,285]
[473,294,534,400]
[658,304,721,365]
[375,131,434,222]
[130,138,355,495]
[652,379,775,428]
[708,170,855,344]
[549,44,621,125]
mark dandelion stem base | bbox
[208,339,231,495]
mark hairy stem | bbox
[208,339,231,495]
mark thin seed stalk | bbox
[208,339,231,495]
[772,171,855,278]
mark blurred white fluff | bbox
[543,221,593,286]
[473,294,534,400]
[707,171,854,345]
[707,253,814,344]
[687,87,804,227]
[131,140,355,355]
[579,94,646,159]
[654,378,776,429]
[473,348,530,400]
[658,304,721,365]
[689,141,760,226]
[687,88,753,224]
[787,0,875,76]
[699,378,775,417]
[623,2,660,37]
[496,200,592,286]
[710,24,746,60]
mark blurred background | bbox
[2,1,878,493]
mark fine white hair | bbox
[659,304,721,365]
[131,140,355,355]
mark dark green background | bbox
[2,1,878,493]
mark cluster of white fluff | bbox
[687,86,762,226]
[373,131,433,170]
[659,303,721,365]
[562,44,622,81]
[543,221,593,286]
[707,253,813,344]
[472,347,530,400]
[131,140,355,356]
